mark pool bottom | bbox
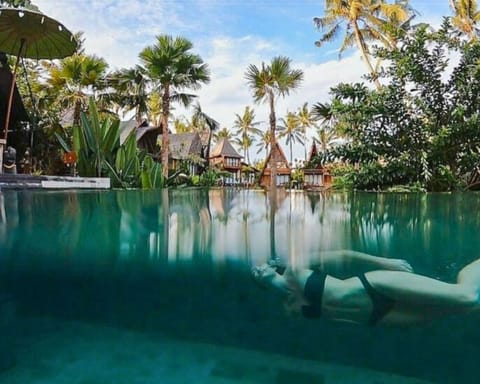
[1,316,435,384]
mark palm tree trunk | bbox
[303,126,307,162]
[206,129,212,168]
[161,84,170,178]
[269,90,277,189]
[353,22,381,90]
[290,139,293,167]
[73,98,82,128]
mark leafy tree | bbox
[233,106,261,164]
[245,56,303,187]
[320,20,480,191]
[139,35,210,178]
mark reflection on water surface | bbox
[1,189,480,279]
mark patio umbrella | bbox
[0,7,77,142]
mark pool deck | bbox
[0,174,110,190]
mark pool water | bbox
[1,189,480,383]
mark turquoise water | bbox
[1,189,480,383]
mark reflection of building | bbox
[210,138,243,185]
[259,140,291,187]
[303,142,332,190]
[168,133,204,175]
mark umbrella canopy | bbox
[0,7,77,60]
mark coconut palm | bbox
[256,129,271,159]
[233,106,262,164]
[245,56,303,187]
[449,0,480,40]
[297,102,317,161]
[314,0,412,88]
[312,102,335,128]
[140,35,210,177]
[172,117,191,133]
[214,127,234,143]
[316,127,339,152]
[47,54,108,126]
[278,111,303,166]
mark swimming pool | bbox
[1,189,479,383]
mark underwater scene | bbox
[1,189,480,383]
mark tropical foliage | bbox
[318,20,480,191]
[245,56,303,187]
[56,98,164,188]
[139,35,210,177]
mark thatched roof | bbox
[119,120,160,145]
[210,138,242,158]
[169,132,203,160]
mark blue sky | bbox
[34,0,452,161]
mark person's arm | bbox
[309,250,413,277]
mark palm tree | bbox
[312,102,335,129]
[47,54,108,126]
[140,35,210,177]
[314,0,412,89]
[449,0,480,41]
[172,116,191,133]
[278,111,303,166]
[214,127,233,143]
[147,92,162,127]
[316,127,339,152]
[233,106,262,164]
[256,130,271,159]
[297,102,317,161]
[106,66,149,123]
[245,56,303,187]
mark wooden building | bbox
[209,138,243,185]
[259,140,291,188]
[168,132,204,175]
[303,141,332,189]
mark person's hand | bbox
[384,258,413,272]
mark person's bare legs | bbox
[364,270,479,310]
[457,257,480,289]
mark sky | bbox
[33,0,452,162]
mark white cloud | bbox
[31,0,388,161]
